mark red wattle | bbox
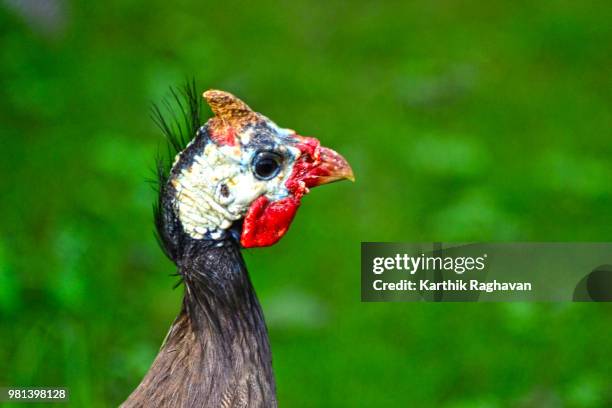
[240,195,301,248]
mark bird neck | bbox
[122,240,277,408]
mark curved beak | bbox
[303,146,355,188]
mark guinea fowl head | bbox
[123,87,353,407]
[161,89,354,250]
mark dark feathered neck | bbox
[179,240,271,356]
[122,240,277,408]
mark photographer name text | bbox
[371,254,532,293]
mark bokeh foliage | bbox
[1,1,611,406]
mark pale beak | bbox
[303,146,355,188]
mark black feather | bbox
[151,79,205,262]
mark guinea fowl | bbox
[122,85,354,407]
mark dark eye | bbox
[252,151,282,180]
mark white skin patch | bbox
[171,127,301,240]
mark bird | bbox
[121,83,354,407]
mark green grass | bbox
[0,1,611,406]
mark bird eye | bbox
[252,151,282,180]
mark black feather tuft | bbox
[151,79,205,262]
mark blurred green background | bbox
[1,0,611,407]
